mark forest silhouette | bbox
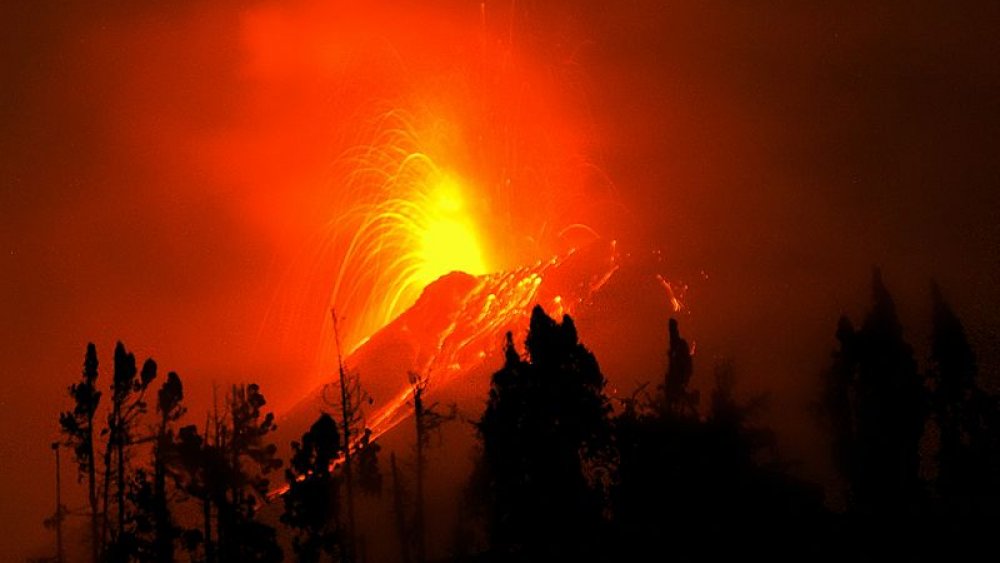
[49,270,1000,562]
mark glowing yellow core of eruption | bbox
[417,176,488,285]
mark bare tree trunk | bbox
[340,378,356,563]
[109,386,125,542]
[100,439,113,557]
[153,422,173,563]
[224,385,240,563]
[117,430,125,539]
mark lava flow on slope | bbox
[279,239,619,444]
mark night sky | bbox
[3,1,999,559]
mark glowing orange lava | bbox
[320,111,498,353]
[273,240,620,498]
[311,113,616,444]
[415,175,488,287]
[361,241,619,442]
[255,2,620,445]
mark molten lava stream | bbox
[271,238,619,498]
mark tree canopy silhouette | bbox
[816,271,1000,559]
[615,319,827,562]
[282,413,343,563]
[476,305,614,559]
[923,282,1000,558]
[59,343,102,563]
[216,384,283,562]
[823,270,925,523]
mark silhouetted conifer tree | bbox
[820,315,858,506]
[616,320,826,562]
[930,283,983,498]
[477,306,614,558]
[282,413,343,563]
[172,423,227,563]
[216,383,283,562]
[59,343,102,563]
[122,468,156,560]
[150,372,185,562]
[925,283,1000,557]
[111,371,188,563]
[820,270,928,559]
[855,269,925,517]
[173,387,280,563]
[325,310,375,563]
[102,343,157,561]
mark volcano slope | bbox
[276,239,620,453]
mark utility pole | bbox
[51,442,64,563]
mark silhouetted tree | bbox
[856,269,925,517]
[282,413,343,563]
[150,372,185,562]
[109,371,188,563]
[477,306,614,558]
[216,383,283,562]
[818,270,928,559]
[325,310,374,562]
[170,384,283,563]
[929,283,985,497]
[172,423,227,563]
[59,343,102,563]
[121,468,156,560]
[102,343,157,561]
[616,320,827,562]
[664,317,698,418]
[925,283,1000,557]
[820,315,858,507]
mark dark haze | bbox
[3,1,999,560]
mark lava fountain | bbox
[262,2,621,444]
[324,110,494,353]
[282,105,620,443]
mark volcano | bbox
[277,239,619,445]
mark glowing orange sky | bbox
[3,1,1000,560]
